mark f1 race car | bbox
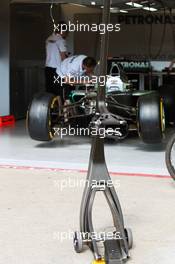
[27,63,165,144]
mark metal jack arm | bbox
[74,1,133,263]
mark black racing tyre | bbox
[165,133,175,179]
[27,93,59,141]
[137,94,165,144]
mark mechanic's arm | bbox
[58,39,68,61]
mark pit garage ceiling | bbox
[10,0,175,10]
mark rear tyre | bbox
[137,94,165,144]
[27,93,59,141]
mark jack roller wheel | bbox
[92,260,106,264]
[125,228,133,249]
[73,231,83,253]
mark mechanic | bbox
[56,55,97,100]
[45,21,68,96]
[57,55,97,77]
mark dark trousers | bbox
[45,67,63,99]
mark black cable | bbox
[50,3,58,32]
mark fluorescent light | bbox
[70,3,86,7]
[143,7,157,11]
[120,10,129,13]
[91,1,96,5]
[126,2,143,8]
[110,7,119,13]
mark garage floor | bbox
[0,121,174,264]
[0,120,170,175]
[0,168,175,264]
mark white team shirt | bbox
[45,33,67,68]
[56,55,87,77]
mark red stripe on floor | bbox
[0,164,170,179]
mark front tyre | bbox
[137,94,165,144]
[27,93,60,141]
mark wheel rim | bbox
[160,99,165,133]
[48,97,59,139]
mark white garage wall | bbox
[0,0,10,116]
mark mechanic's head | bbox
[54,21,68,39]
[82,57,97,75]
